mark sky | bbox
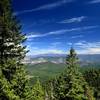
[12,0,100,55]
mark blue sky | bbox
[12,0,100,55]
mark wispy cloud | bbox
[27,48,65,55]
[25,41,65,55]
[78,47,100,54]
[88,48,100,54]
[74,41,100,48]
[68,41,100,54]
[27,41,100,55]
[71,35,84,39]
[51,42,61,46]
[50,42,62,48]
[15,0,74,15]
[26,25,99,39]
[88,0,100,4]
[59,16,86,24]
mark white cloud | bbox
[15,0,74,15]
[51,42,61,46]
[76,48,100,54]
[88,48,100,54]
[68,41,100,54]
[71,35,83,39]
[26,41,100,55]
[26,34,45,38]
[49,42,62,48]
[75,41,100,48]
[88,0,100,4]
[59,16,86,23]
[26,43,65,55]
[26,45,39,50]
[26,25,98,39]
[27,49,65,56]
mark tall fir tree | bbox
[0,0,27,63]
[0,0,31,99]
[53,48,94,100]
[84,69,100,99]
[32,79,45,100]
[45,80,55,100]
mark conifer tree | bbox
[84,69,100,99]
[0,66,20,99]
[53,48,94,100]
[0,0,31,99]
[45,80,55,100]
[0,0,27,63]
[32,79,45,100]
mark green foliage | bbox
[0,65,20,100]
[0,59,32,99]
[26,62,66,83]
[0,0,32,99]
[44,80,55,100]
[84,69,100,99]
[0,0,27,63]
[52,48,94,100]
[32,79,45,100]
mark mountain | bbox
[26,62,66,83]
[25,54,100,83]
[79,54,100,62]
[23,54,100,65]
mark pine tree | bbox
[32,79,45,100]
[0,66,20,99]
[84,69,100,99]
[0,0,31,99]
[0,0,27,63]
[53,48,94,100]
[45,80,55,100]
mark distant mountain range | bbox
[25,54,100,82]
[27,54,66,58]
[23,54,100,65]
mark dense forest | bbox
[0,0,100,100]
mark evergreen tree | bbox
[0,0,31,99]
[32,79,45,100]
[84,69,100,99]
[0,0,27,63]
[0,66,20,99]
[45,80,55,100]
[53,48,94,100]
